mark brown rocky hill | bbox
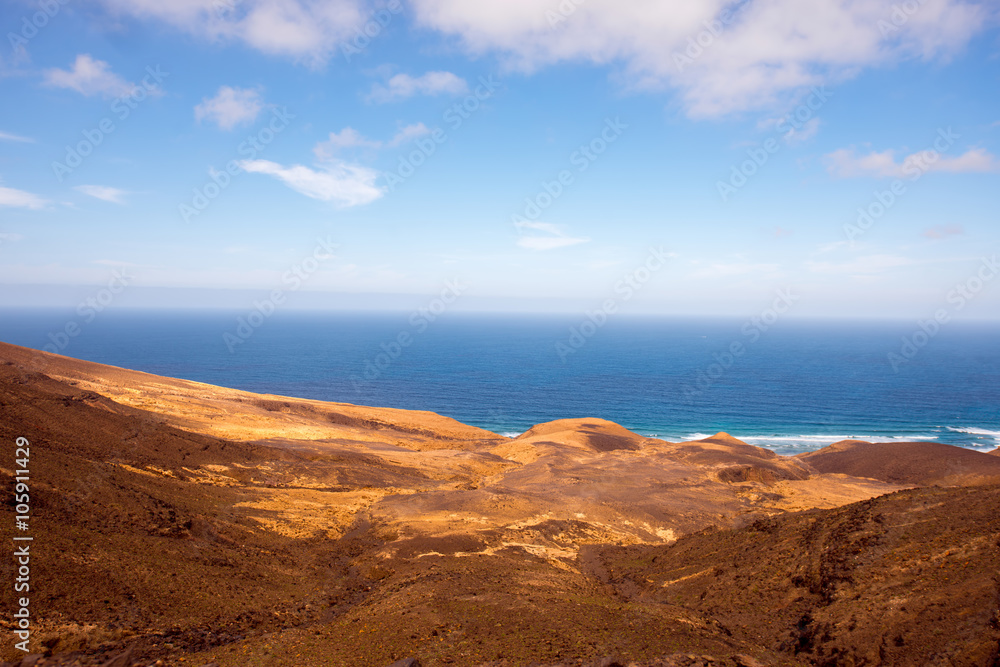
[798,439,1000,486]
[596,484,1000,666]
[1,342,997,666]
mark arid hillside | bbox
[1,342,997,667]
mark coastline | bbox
[3,340,1000,665]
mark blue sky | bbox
[1,0,999,318]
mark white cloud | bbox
[74,185,128,204]
[410,0,988,117]
[923,224,963,239]
[387,122,432,146]
[931,148,1000,173]
[315,128,382,158]
[195,86,264,130]
[514,221,589,251]
[826,146,1000,178]
[239,159,383,207]
[688,261,781,280]
[805,254,916,275]
[0,184,47,209]
[367,71,468,103]
[814,240,853,254]
[313,123,431,159]
[0,131,33,143]
[92,259,141,267]
[97,0,367,65]
[783,117,820,145]
[42,54,138,98]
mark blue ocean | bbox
[1,308,998,455]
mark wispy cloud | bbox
[239,159,383,207]
[315,127,381,156]
[43,54,138,98]
[195,86,264,130]
[514,221,589,251]
[805,254,916,276]
[367,71,468,103]
[783,117,820,145]
[74,185,128,204]
[825,147,1000,178]
[0,184,47,209]
[688,261,781,280]
[92,0,367,66]
[0,131,33,143]
[386,123,432,147]
[313,123,431,159]
[923,224,964,240]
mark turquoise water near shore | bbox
[1,308,998,455]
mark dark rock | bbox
[99,646,133,667]
[17,655,44,667]
[386,659,421,667]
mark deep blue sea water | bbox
[1,308,998,455]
